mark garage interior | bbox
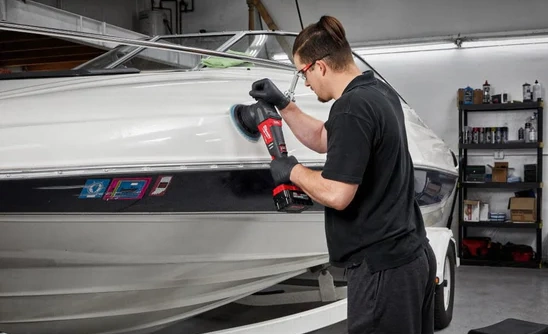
[1,0,548,334]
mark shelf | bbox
[461,221,539,229]
[461,182,540,189]
[461,258,541,268]
[460,101,543,112]
[460,142,541,149]
[458,96,543,269]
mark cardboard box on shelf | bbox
[491,162,509,182]
[463,200,480,222]
[508,197,536,222]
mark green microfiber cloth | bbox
[200,50,255,68]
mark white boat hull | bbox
[0,213,329,334]
[0,191,455,334]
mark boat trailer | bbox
[201,226,458,334]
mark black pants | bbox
[346,243,437,334]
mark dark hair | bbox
[292,15,353,71]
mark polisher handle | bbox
[258,117,287,160]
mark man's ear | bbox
[317,60,328,76]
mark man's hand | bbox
[249,78,291,111]
[270,156,299,185]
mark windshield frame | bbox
[72,29,406,103]
[75,30,369,73]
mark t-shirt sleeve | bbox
[321,112,377,184]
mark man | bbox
[248,15,437,334]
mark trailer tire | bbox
[434,242,455,330]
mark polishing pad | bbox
[229,104,261,142]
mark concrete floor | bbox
[158,265,548,334]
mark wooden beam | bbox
[252,0,294,63]
[247,0,255,30]
[252,0,278,30]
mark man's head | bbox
[292,15,357,102]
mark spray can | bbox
[482,80,491,104]
[533,80,542,101]
[463,126,470,144]
[502,127,508,143]
[523,82,532,102]
[473,127,479,144]
[485,127,492,143]
[495,127,502,143]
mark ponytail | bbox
[293,15,353,72]
[318,16,346,48]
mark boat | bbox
[0,22,459,334]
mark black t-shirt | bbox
[322,70,428,273]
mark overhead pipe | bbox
[150,0,173,34]
[181,0,194,13]
[156,0,179,34]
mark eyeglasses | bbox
[296,53,330,80]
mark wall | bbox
[31,0,548,43]
[180,0,548,43]
[33,0,140,31]
[361,42,548,260]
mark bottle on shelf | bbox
[524,123,531,143]
[464,86,474,104]
[533,80,542,101]
[529,112,538,142]
[518,126,525,142]
[483,80,491,104]
[523,82,533,102]
[530,125,537,142]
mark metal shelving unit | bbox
[458,99,544,268]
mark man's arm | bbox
[279,102,328,154]
[248,78,327,154]
[291,111,376,210]
[271,112,374,210]
[290,164,358,211]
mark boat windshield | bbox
[76,31,374,74]
[76,32,237,71]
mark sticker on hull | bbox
[79,179,111,199]
[103,178,152,200]
[149,176,173,196]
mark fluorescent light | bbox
[463,36,548,48]
[354,42,456,56]
[352,34,548,57]
[271,34,548,61]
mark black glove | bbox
[249,78,291,111]
[270,155,299,185]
